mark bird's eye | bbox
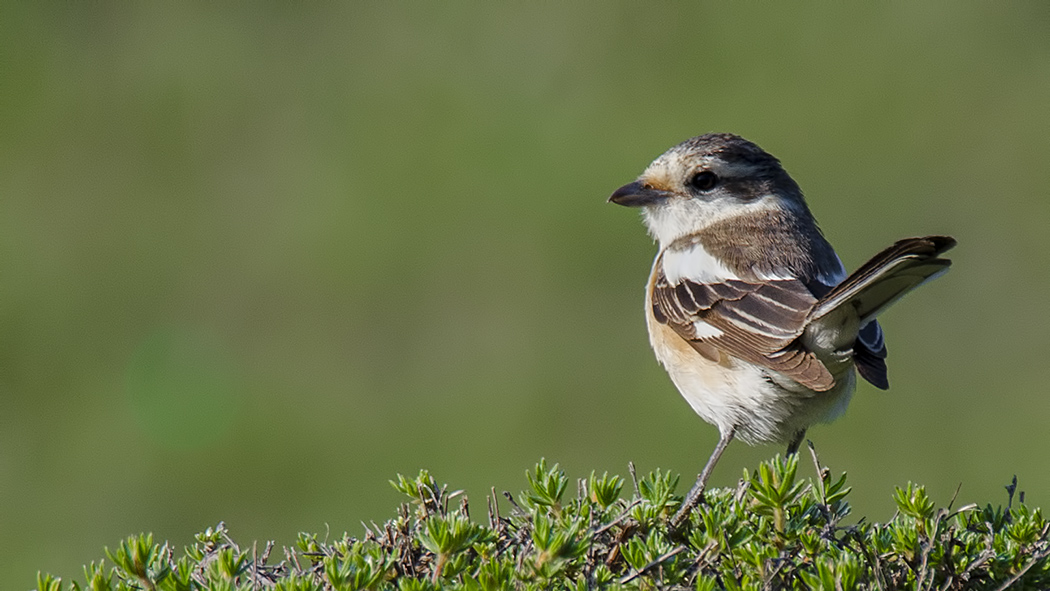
[688,171,719,192]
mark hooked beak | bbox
[608,181,671,207]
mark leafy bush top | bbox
[37,452,1050,590]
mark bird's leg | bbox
[670,428,736,528]
[786,429,806,456]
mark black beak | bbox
[608,181,670,207]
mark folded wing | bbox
[651,261,836,391]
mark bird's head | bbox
[609,133,812,248]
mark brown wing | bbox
[651,261,835,391]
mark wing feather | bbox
[651,257,835,391]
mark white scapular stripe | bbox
[661,244,738,285]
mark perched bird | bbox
[608,133,955,526]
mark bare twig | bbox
[852,531,886,591]
[618,545,687,584]
[594,499,642,536]
[628,462,640,498]
[992,545,1050,591]
[915,508,949,591]
[761,557,788,591]
[487,486,500,529]
[502,491,525,514]
[806,440,826,498]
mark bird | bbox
[608,133,955,527]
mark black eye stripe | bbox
[688,171,719,192]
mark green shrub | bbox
[37,454,1050,590]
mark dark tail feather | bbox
[854,343,889,389]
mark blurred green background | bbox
[2,2,1048,584]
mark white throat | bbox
[641,194,782,249]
